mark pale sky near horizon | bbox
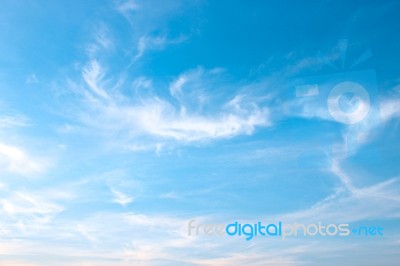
[0,0,400,265]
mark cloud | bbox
[188,253,300,266]
[134,35,166,61]
[115,0,140,14]
[132,34,187,62]
[0,142,48,176]
[1,191,64,217]
[82,60,110,99]
[84,96,269,142]
[111,189,134,206]
[132,76,152,90]
[70,62,271,143]
[0,189,67,241]
[278,158,400,224]
[282,81,400,158]
[380,98,400,122]
[103,170,139,206]
[0,114,29,128]
[133,99,269,141]
[169,75,187,98]
[336,93,400,157]
[169,67,205,99]
[86,24,114,57]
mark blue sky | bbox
[1,0,400,265]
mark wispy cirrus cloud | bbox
[66,60,271,143]
[1,191,64,218]
[132,34,187,62]
[0,114,29,128]
[115,0,140,15]
[82,60,110,99]
[278,159,400,224]
[380,89,400,122]
[86,23,114,58]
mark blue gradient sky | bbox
[0,0,400,265]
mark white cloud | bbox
[278,158,400,224]
[103,170,139,206]
[169,75,187,97]
[82,60,110,99]
[1,191,64,217]
[86,24,114,57]
[380,98,400,122]
[116,0,140,14]
[0,114,29,128]
[132,34,187,62]
[132,76,152,90]
[284,86,400,158]
[73,63,271,143]
[132,99,269,141]
[134,35,166,61]
[0,143,48,175]
[111,189,134,206]
[330,157,355,192]
[188,253,300,266]
[169,67,205,99]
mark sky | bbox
[0,0,400,265]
